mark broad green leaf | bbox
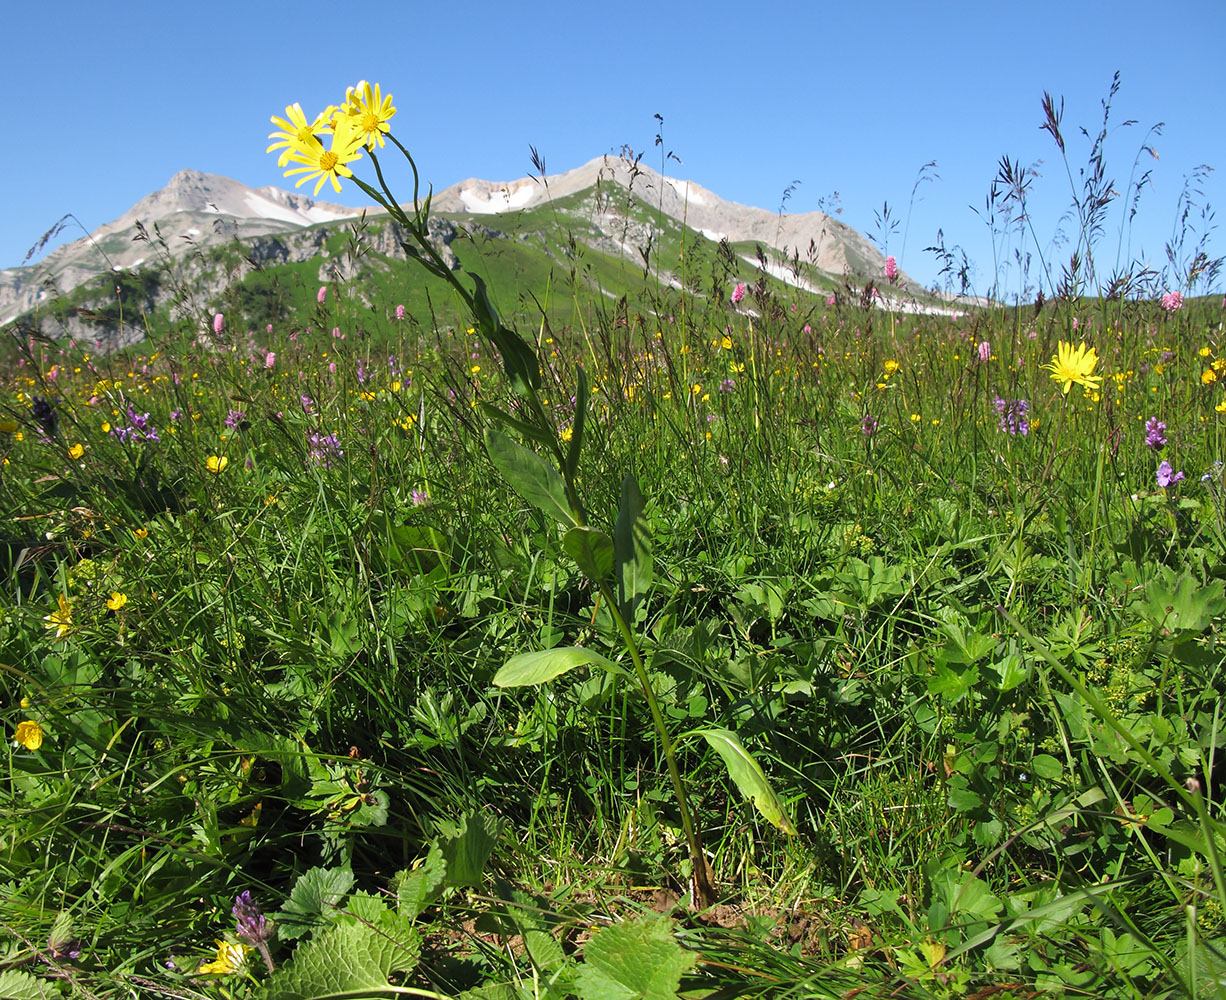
[563,526,615,582]
[396,843,447,919]
[695,728,797,835]
[479,402,557,447]
[1029,754,1063,780]
[275,867,354,941]
[614,475,653,622]
[484,428,574,526]
[0,970,51,1000]
[493,646,626,688]
[574,913,697,1000]
[438,809,503,888]
[261,914,417,999]
[470,274,541,393]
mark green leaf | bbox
[565,365,588,481]
[694,728,797,835]
[484,428,575,526]
[479,402,557,447]
[261,914,417,1000]
[438,809,503,888]
[493,646,626,688]
[574,913,697,1000]
[397,843,447,919]
[1030,754,1063,780]
[470,274,541,393]
[0,970,51,1000]
[275,867,354,941]
[615,475,653,623]
[563,526,615,583]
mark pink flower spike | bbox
[317,286,328,304]
[395,304,405,321]
[264,351,276,370]
[884,255,898,283]
[978,341,991,362]
[731,283,747,305]
[213,313,224,335]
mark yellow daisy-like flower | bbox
[1202,369,1218,385]
[280,118,366,196]
[883,359,900,374]
[206,455,229,474]
[1044,341,1102,394]
[107,592,127,611]
[44,593,72,639]
[14,720,43,750]
[68,443,84,460]
[1217,401,1226,415]
[267,102,337,167]
[133,527,148,539]
[342,80,397,151]
[721,335,733,351]
[198,939,250,976]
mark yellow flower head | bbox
[883,359,900,374]
[44,594,72,639]
[198,939,250,976]
[1202,369,1218,385]
[68,443,84,460]
[13,720,43,751]
[278,109,365,196]
[1044,341,1102,394]
[342,80,397,151]
[267,102,336,167]
[107,592,128,611]
[206,455,228,474]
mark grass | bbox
[2,90,1226,999]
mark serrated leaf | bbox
[397,843,447,919]
[0,969,51,1000]
[439,810,503,888]
[563,526,614,583]
[261,915,413,1000]
[484,428,574,526]
[695,729,797,835]
[275,867,354,941]
[574,913,697,1000]
[493,646,626,688]
[615,475,652,623]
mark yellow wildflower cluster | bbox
[267,82,397,196]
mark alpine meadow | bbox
[3,75,1226,1000]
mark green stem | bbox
[598,581,715,905]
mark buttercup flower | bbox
[67,443,84,460]
[44,594,72,639]
[14,720,43,750]
[1044,341,1102,394]
[207,455,229,474]
[198,939,250,976]
[341,81,397,151]
[107,592,127,611]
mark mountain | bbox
[1,154,915,339]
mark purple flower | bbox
[992,397,1030,436]
[233,891,274,973]
[719,378,736,393]
[307,430,343,468]
[300,394,315,414]
[731,282,747,305]
[1161,291,1184,313]
[411,488,430,507]
[861,414,878,437]
[1157,461,1185,488]
[224,409,247,430]
[1145,417,1167,451]
[884,255,898,283]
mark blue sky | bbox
[6,0,1223,296]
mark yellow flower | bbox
[44,594,72,639]
[560,426,574,443]
[68,443,84,460]
[721,335,733,351]
[132,527,148,539]
[198,939,250,976]
[1044,341,1102,394]
[1216,401,1226,415]
[206,455,228,474]
[266,102,336,167]
[279,114,365,196]
[1199,346,1213,358]
[341,80,396,151]
[1202,369,1218,385]
[106,592,128,611]
[14,720,43,750]
[101,421,111,433]
[910,413,922,423]
[883,360,900,374]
